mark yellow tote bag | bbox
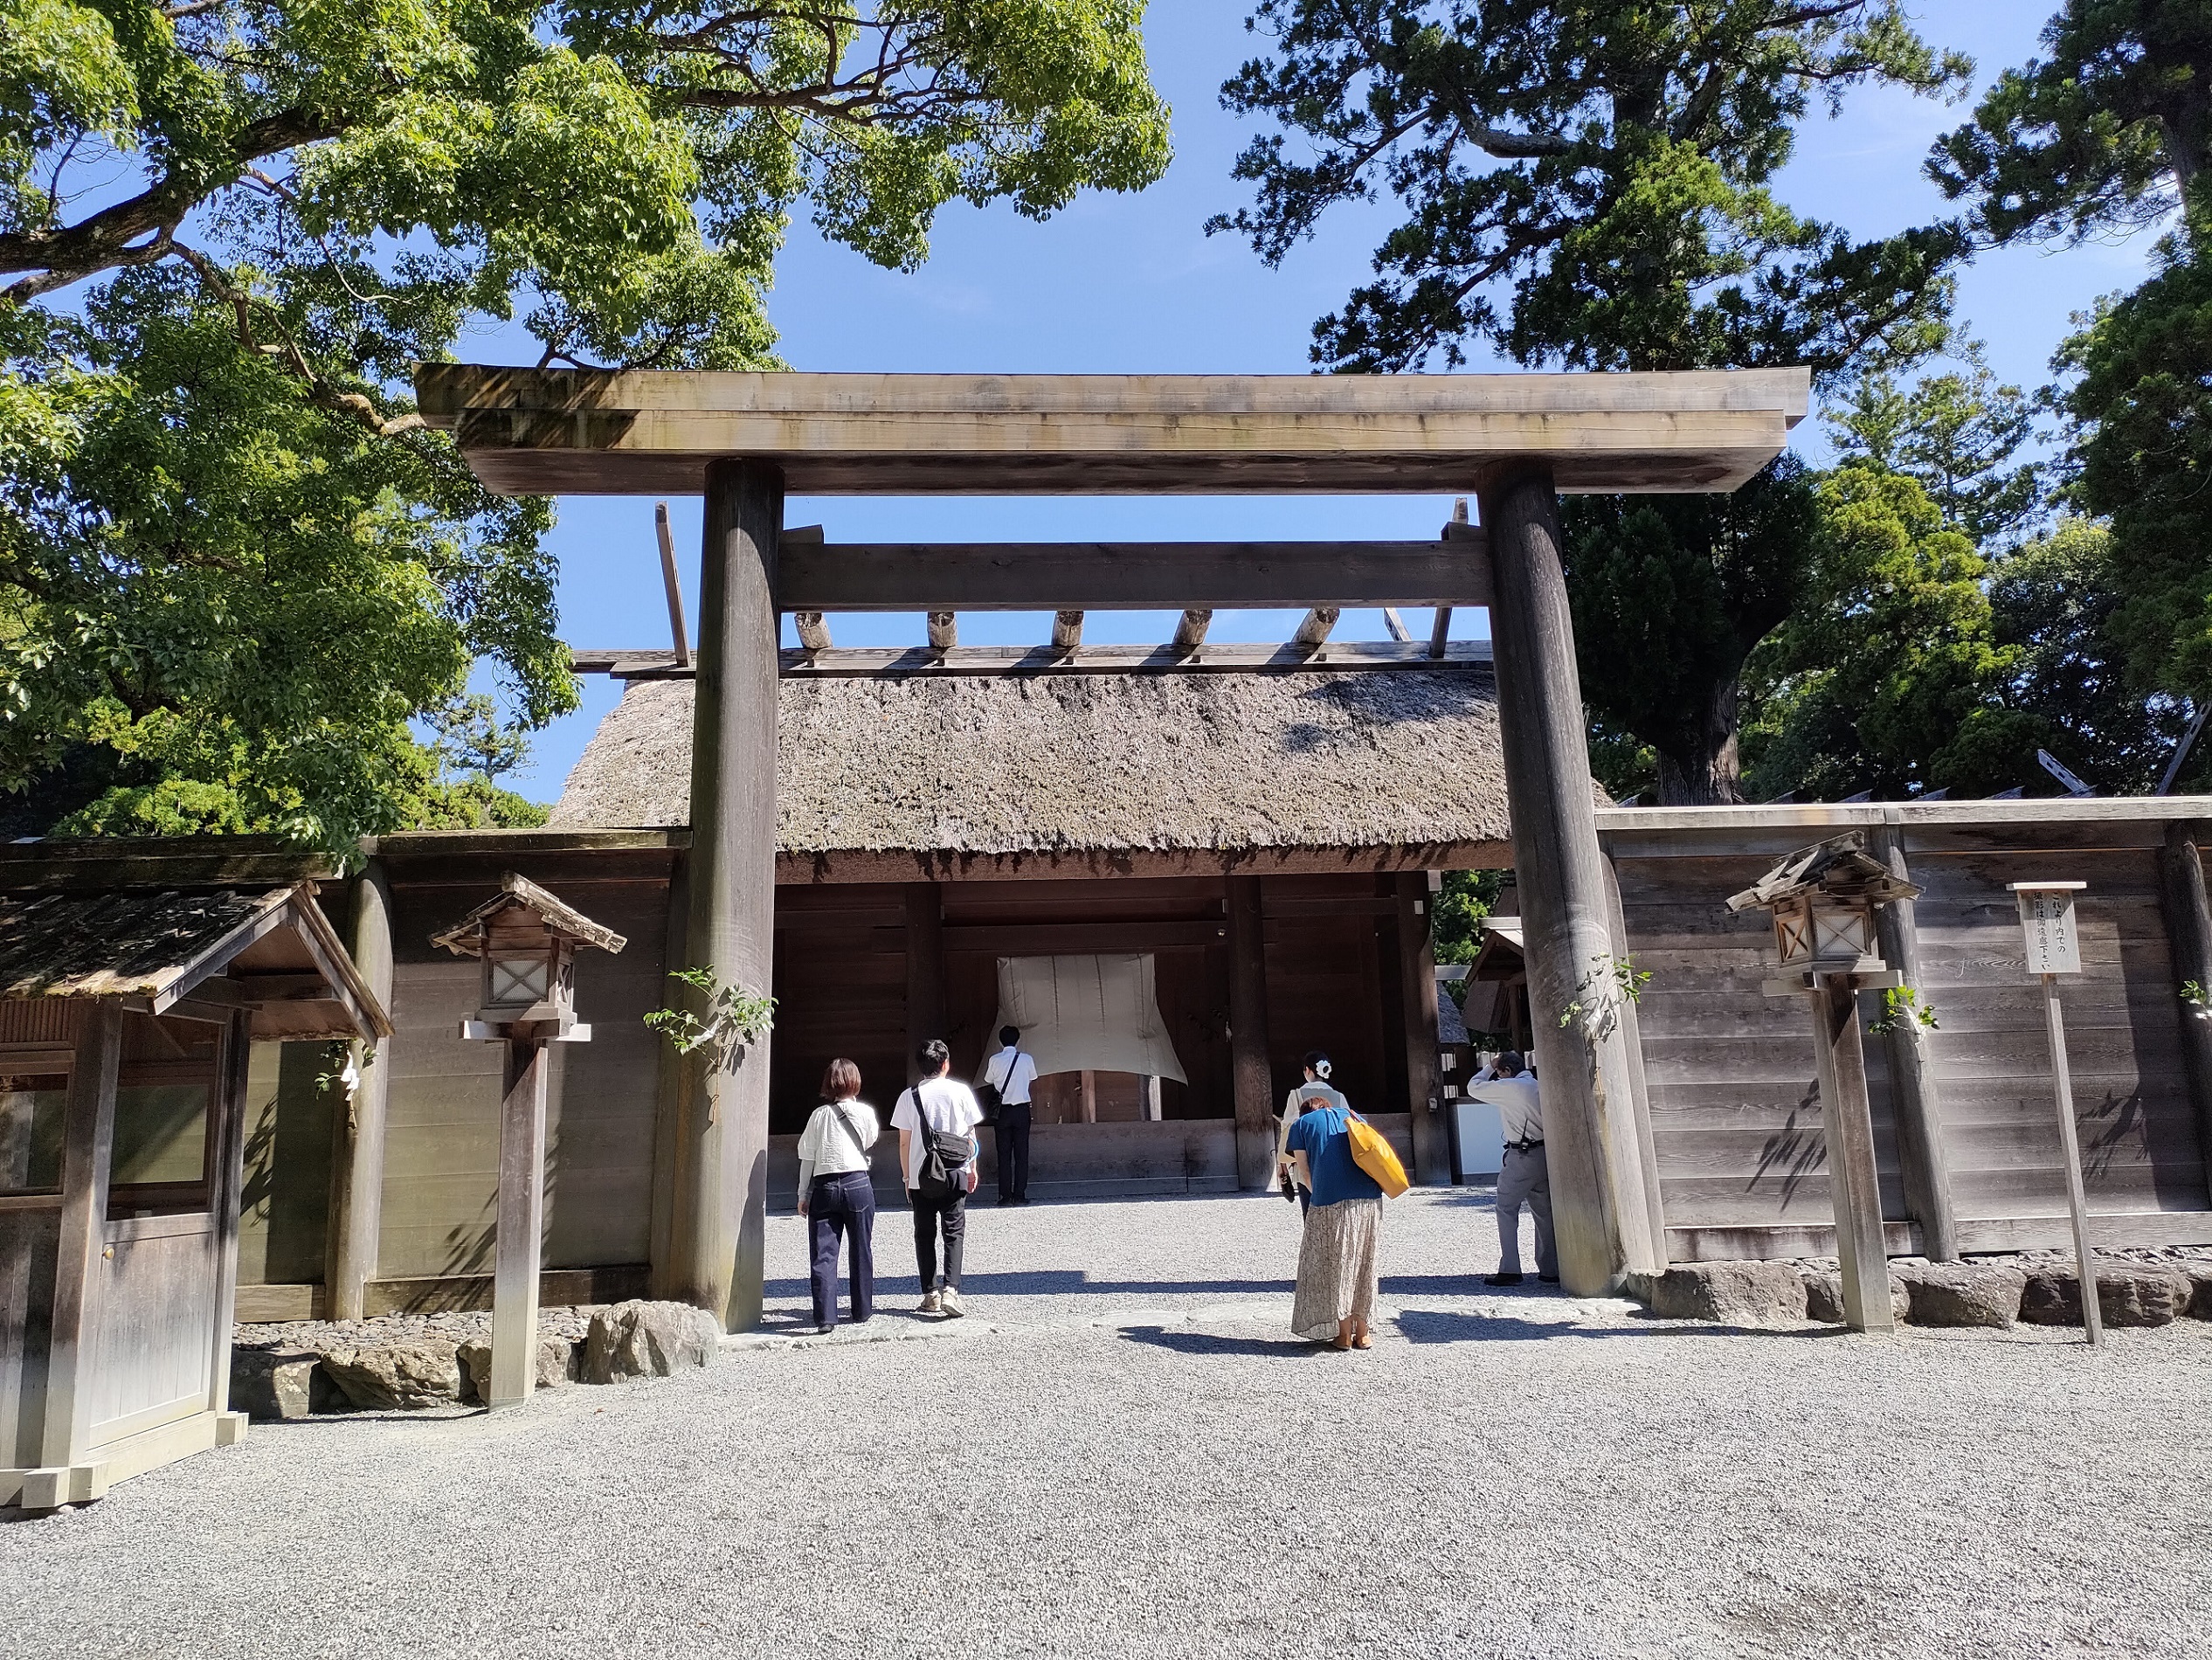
[1343,1110,1410,1199]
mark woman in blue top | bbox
[1278,1051,1383,1350]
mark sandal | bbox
[1331,1333,1354,1351]
[1352,1332,1373,1350]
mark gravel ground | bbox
[5,1190,2209,1660]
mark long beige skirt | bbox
[1291,1197,1382,1341]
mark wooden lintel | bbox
[776,538,1493,612]
[414,365,1809,496]
[576,640,1497,678]
[944,919,1224,954]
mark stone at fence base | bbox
[2186,1267,2212,1320]
[2019,1263,2194,1329]
[1630,1262,1808,1326]
[319,1339,464,1410]
[230,1349,321,1421]
[457,1336,583,1404]
[584,1301,722,1382]
[1897,1262,2027,1329]
[1803,1270,1910,1326]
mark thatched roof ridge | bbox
[552,670,1512,856]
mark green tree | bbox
[1212,0,1969,374]
[1,2,1170,848]
[1930,1,2212,249]
[1744,465,2040,800]
[1212,2,1971,806]
[1563,455,1821,805]
[1826,341,2044,547]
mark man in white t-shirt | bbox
[978,1025,1040,1207]
[892,1038,985,1318]
[1469,1050,1555,1286]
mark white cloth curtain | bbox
[991,953,1187,1083]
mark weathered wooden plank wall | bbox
[1597,804,2212,1262]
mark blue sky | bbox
[499,3,2165,804]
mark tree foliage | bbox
[0,1,1169,848]
[1826,342,2044,547]
[1212,0,1969,374]
[1563,455,1820,805]
[1930,1,2212,249]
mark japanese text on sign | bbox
[2015,889,2082,977]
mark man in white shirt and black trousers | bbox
[893,1039,985,1318]
[1469,1050,1557,1286]
[978,1025,1039,1207]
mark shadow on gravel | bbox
[1116,1327,1328,1359]
[1396,1310,1848,1345]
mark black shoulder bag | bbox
[909,1087,977,1200]
[975,1048,1024,1124]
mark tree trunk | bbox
[1653,676,1746,806]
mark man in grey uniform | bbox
[1469,1051,1556,1286]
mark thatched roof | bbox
[552,670,1512,859]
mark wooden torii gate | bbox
[416,365,1808,1318]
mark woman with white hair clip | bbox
[1276,1050,1384,1351]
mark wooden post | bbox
[1393,873,1448,1186]
[1227,875,1275,1190]
[327,861,394,1320]
[905,883,944,1083]
[1600,851,1669,1266]
[1080,1071,1097,1124]
[1808,974,1893,1333]
[490,1040,551,1405]
[1479,462,1660,1291]
[667,458,783,1331]
[2040,976,2104,1345]
[42,998,121,1468]
[1868,824,1959,1261]
[648,856,688,1292]
[207,1010,255,1422]
[2156,821,2212,1204]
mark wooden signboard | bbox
[2015,883,2084,976]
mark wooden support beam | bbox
[208,1008,253,1426]
[905,883,944,1084]
[778,539,1492,612]
[653,502,691,668]
[944,919,1222,955]
[1482,462,1660,1293]
[42,999,121,1468]
[326,861,393,1321]
[1291,607,1339,648]
[927,612,957,652]
[1870,824,1959,1262]
[1173,609,1213,651]
[791,612,832,652]
[417,365,1811,497]
[1052,611,1084,651]
[1382,607,1412,643]
[1810,973,1896,1332]
[1394,874,1449,1185]
[661,459,781,1332]
[772,641,1498,680]
[2158,821,2212,1206]
[1227,876,1275,1191]
[490,1039,550,1408]
[1428,609,1453,659]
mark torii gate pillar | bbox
[1480,461,1663,1293]
[659,459,783,1330]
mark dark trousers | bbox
[911,1187,967,1291]
[995,1106,1032,1203]
[807,1172,876,1328]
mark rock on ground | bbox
[1898,1262,2027,1329]
[318,1339,463,1411]
[457,1336,583,1403]
[1803,1270,1911,1326]
[1633,1262,1808,1326]
[583,1301,722,1382]
[2019,1262,2195,1329]
[228,1349,321,1421]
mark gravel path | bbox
[5,1191,2209,1660]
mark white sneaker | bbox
[918,1291,942,1316]
[940,1289,964,1319]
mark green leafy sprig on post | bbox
[1867,986,1939,1036]
[645,966,776,1072]
[1558,952,1650,1041]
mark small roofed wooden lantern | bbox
[1728,834,1921,1335]
[432,875,625,1408]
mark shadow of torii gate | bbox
[415,363,1809,1320]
